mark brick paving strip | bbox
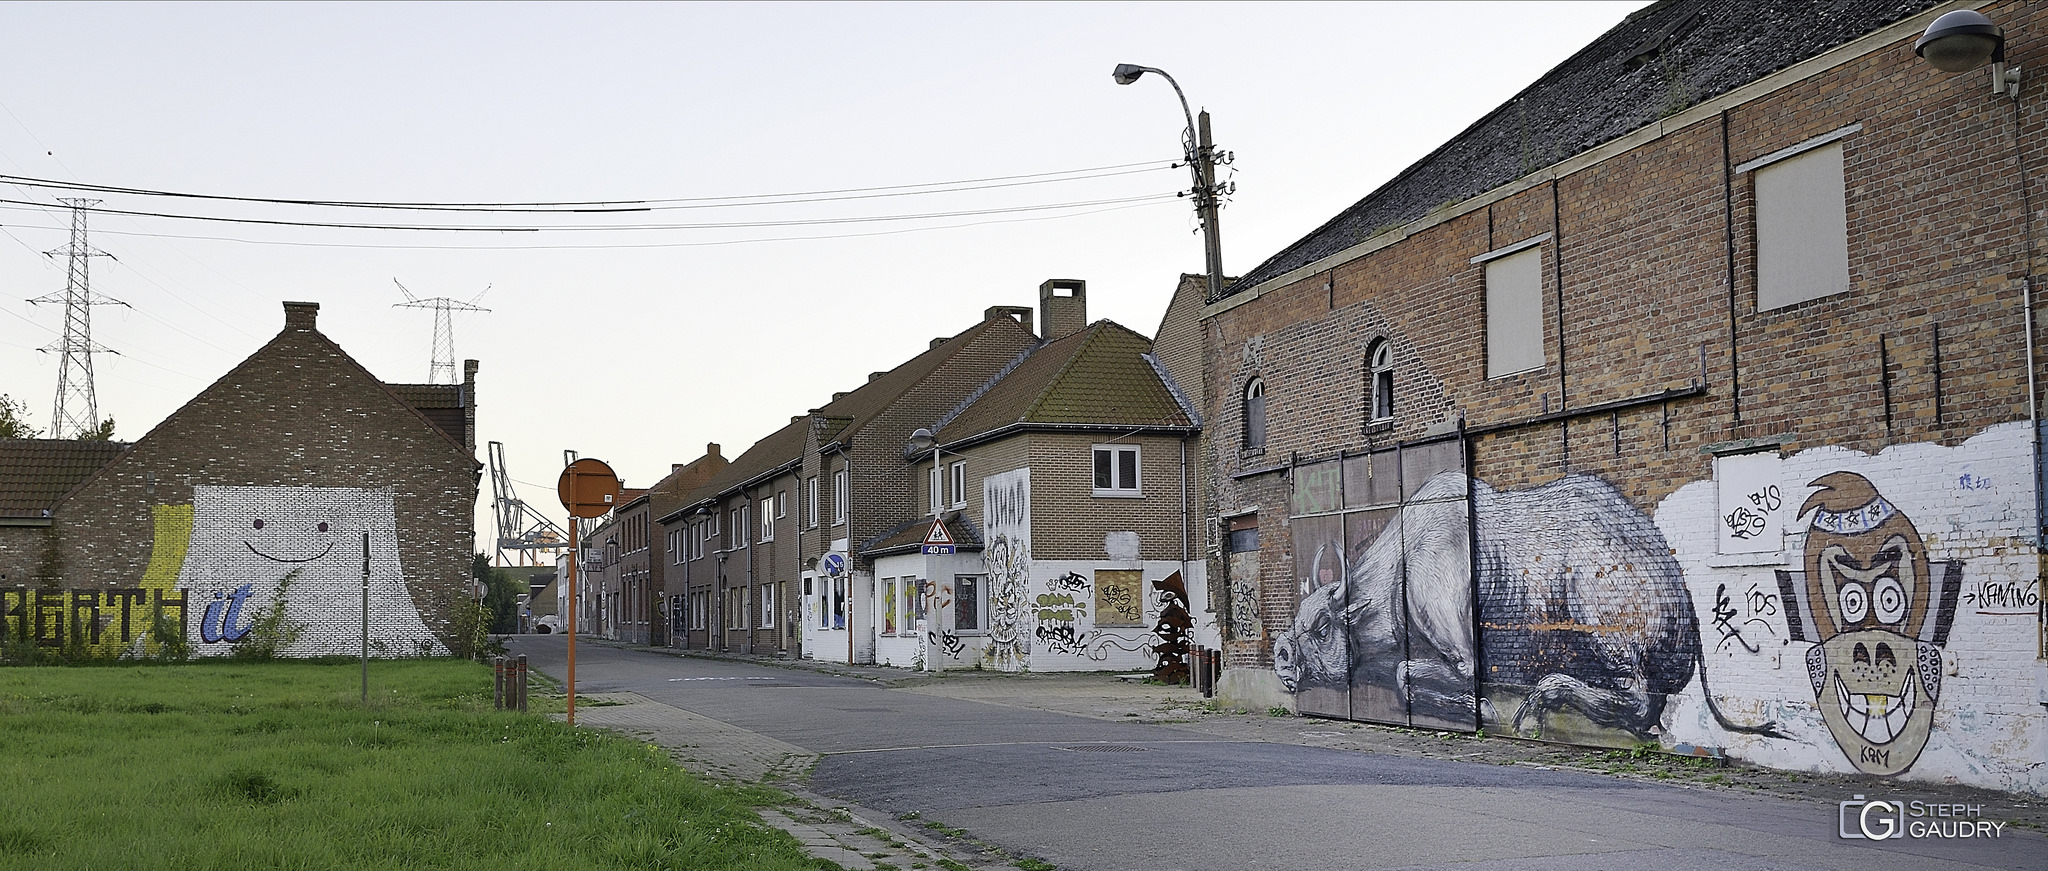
[562,645,2048,868]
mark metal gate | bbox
[1286,435,1475,731]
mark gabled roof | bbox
[932,320,1196,447]
[669,312,1039,513]
[860,509,985,558]
[814,313,1038,449]
[0,439,130,519]
[1225,0,1943,298]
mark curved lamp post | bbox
[1114,63,1226,302]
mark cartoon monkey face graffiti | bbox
[1784,471,1957,776]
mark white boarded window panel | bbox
[1756,142,1849,310]
[1485,247,1544,377]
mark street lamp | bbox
[1113,63,1227,301]
[1916,9,2020,97]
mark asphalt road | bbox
[514,636,2046,871]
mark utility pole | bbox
[1194,110,1227,304]
[392,279,489,384]
[28,199,126,438]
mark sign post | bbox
[556,457,620,727]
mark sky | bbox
[0,1,1648,555]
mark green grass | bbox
[0,660,828,870]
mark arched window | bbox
[1367,340,1394,423]
[1243,377,1267,451]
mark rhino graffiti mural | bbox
[1274,471,1780,741]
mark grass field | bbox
[0,660,829,870]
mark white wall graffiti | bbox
[1658,422,2043,794]
[177,485,446,657]
[982,468,1032,671]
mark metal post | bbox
[360,532,370,705]
[567,517,579,726]
[516,653,528,712]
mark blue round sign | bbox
[821,552,845,577]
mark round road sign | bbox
[557,458,621,519]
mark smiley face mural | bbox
[1776,471,1962,776]
[176,485,446,657]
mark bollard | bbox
[493,656,506,710]
[515,654,529,712]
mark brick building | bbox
[1203,0,2048,793]
[0,301,480,657]
[865,279,1206,672]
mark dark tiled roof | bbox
[0,439,129,518]
[1225,0,1942,298]
[385,383,467,447]
[934,320,1195,444]
[861,509,984,557]
[676,314,1038,508]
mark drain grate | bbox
[1057,744,1150,753]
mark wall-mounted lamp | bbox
[1916,9,2020,98]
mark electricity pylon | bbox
[392,279,489,384]
[28,199,127,438]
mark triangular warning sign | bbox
[922,518,955,547]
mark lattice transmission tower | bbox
[392,279,489,384]
[28,199,127,438]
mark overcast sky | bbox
[0,1,1647,554]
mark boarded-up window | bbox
[1485,247,1544,377]
[1096,569,1145,626]
[1756,141,1849,310]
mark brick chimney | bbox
[985,305,1033,335]
[1038,279,1086,340]
[283,301,319,331]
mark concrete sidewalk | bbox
[561,641,2048,869]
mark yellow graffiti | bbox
[140,504,193,592]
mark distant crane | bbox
[393,279,489,384]
[489,441,570,566]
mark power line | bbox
[0,160,1175,212]
[0,192,1179,233]
[0,198,1175,251]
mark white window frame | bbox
[833,469,848,525]
[949,461,967,509]
[1242,377,1266,451]
[776,490,788,519]
[759,584,777,629]
[807,476,819,528]
[1092,444,1142,497]
[1368,340,1395,423]
[760,498,774,542]
[954,574,986,632]
[929,465,943,516]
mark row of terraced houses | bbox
[567,0,2048,794]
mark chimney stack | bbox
[1038,279,1087,340]
[282,301,319,331]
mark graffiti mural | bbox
[1776,471,1961,776]
[1033,572,1091,657]
[981,469,1031,671]
[178,485,445,657]
[1275,470,1780,740]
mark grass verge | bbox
[0,660,830,870]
